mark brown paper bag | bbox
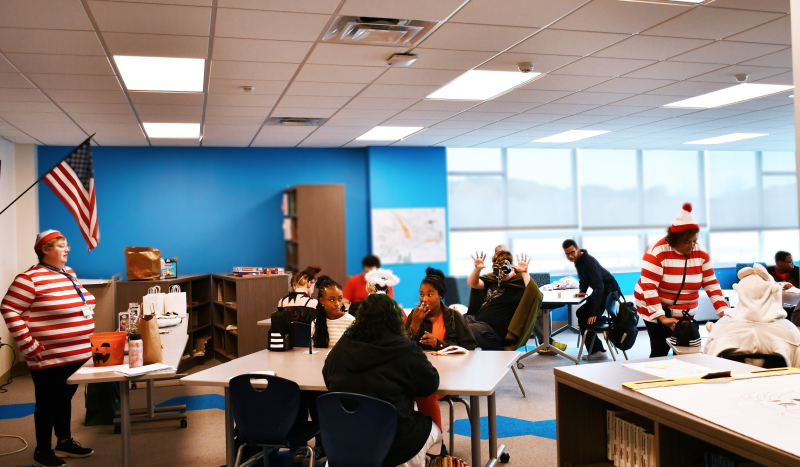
[139,307,163,364]
[124,247,161,281]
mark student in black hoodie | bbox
[322,293,441,467]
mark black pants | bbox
[296,390,325,447]
[30,360,85,451]
[644,319,674,358]
[576,290,615,354]
[464,316,505,350]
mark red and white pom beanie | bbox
[671,203,700,232]
[35,230,62,252]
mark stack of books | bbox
[607,409,655,467]
[232,267,263,277]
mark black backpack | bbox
[267,307,294,351]
[608,292,639,351]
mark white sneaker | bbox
[588,350,608,361]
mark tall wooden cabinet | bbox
[283,184,347,286]
[212,274,291,360]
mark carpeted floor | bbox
[0,327,655,467]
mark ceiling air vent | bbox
[266,117,327,127]
[322,16,439,47]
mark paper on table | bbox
[623,359,715,379]
[77,363,130,374]
[115,363,175,377]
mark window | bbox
[448,175,504,228]
[762,230,800,263]
[582,234,642,270]
[449,230,506,276]
[708,151,759,229]
[709,232,759,266]
[512,236,573,274]
[642,151,705,227]
[507,149,576,227]
[447,148,502,172]
[579,150,637,227]
[761,151,797,229]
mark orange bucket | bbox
[89,332,127,366]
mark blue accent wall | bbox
[367,147,449,308]
[37,146,370,279]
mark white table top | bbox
[181,348,520,396]
[68,318,188,384]
[541,288,586,306]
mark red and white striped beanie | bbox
[34,230,63,252]
[671,203,699,233]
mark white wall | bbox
[14,144,38,271]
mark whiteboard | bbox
[638,374,800,457]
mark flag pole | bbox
[0,134,95,217]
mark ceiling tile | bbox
[0,29,104,56]
[623,61,726,80]
[0,73,35,89]
[28,74,122,91]
[129,92,204,105]
[98,1,212,6]
[581,106,651,116]
[752,71,793,86]
[279,95,352,108]
[5,53,114,75]
[338,0,466,22]
[202,134,255,147]
[476,53,578,74]
[215,8,328,41]
[494,113,561,124]
[690,65,790,83]
[429,120,489,130]
[203,115,265,125]
[137,103,203,116]
[494,89,572,103]
[707,0,789,13]
[449,0,585,28]
[451,111,515,121]
[741,48,792,68]
[526,103,599,115]
[419,23,537,52]
[670,41,786,65]
[71,112,138,124]
[405,100,476,112]
[0,129,40,144]
[252,132,309,147]
[554,92,634,105]
[471,101,538,113]
[58,102,134,114]
[103,32,208,58]
[88,1,211,36]
[551,0,684,34]
[603,116,668,125]
[212,38,312,63]
[594,35,712,61]
[0,112,74,124]
[344,97,419,110]
[410,49,495,70]
[203,105,265,116]
[330,108,400,119]
[552,57,655,77]
[0,101,61,113]
[360,84,439,99]
[217,0,340,14]
[0,0,93,30]
[727,16,790,45]
[374,68,462,86]
[482,121,535,130]
[553,114,616,125]
[48,89,129,104]
[209,79,288,94]
[520,74,608,92]
[295,64,386,84]
[510,29,628,57]
[285,81,365,97]
[306,43,406,67]
[391,110,459,120]
[646,80,731,97]
[209,61,299,81]
[609,94,683,107]
[643,6,783,40]
[271,107,339,118]
[585,77,675,94]
[205,91,279,106]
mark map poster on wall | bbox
[371,208,447,264]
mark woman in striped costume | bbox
[1,230,95,467]
[634,204,730,358]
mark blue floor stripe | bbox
[0,403,35,420]
[452,416,557,440]
[156,394,224,411]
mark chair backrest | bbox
[531,272,551,288]
[719,351,787,369]
[293,321,311,348]
[229,374,301,446]
[317,392,397,467]
[443,276,461,305]
[735,262,767,283]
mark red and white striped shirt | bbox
[1,264,95,369]
[634,237,729,322]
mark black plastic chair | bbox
[575,293,627,363]
[443,276,461,305]
[316,392,396,467]
[230,374,319,467]
[720,351,788,369]
[293,321,312,349]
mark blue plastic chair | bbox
[230,374,319,467]
[316,392,397,467]
[293,321,311,348]
[735,263,767,283]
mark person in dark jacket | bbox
[322,293,441,467]
[563,239,620,359]
[766,250,799,289]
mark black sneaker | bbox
[54,438,94,458]
[33,448,66,467]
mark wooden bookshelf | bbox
[211,273,291,360]
[115,274,212,371]
[283,184,347,286]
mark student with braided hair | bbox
[279,266,319,325]
[311,276,354,348]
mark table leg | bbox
[488,393,497,457]
[147,380,155,418]
[225,387,235,467]
[120,380,131,467]
[551,304,581,336]
[469,395,481,467]
[517,309,579,365]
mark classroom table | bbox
[67,318,189,467]
[181,348,520,467]
[517,289,585,366]
[548,288,585,337]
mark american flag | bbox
[42,138,100,251]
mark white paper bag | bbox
[165,284,187,318]
[143,286,165,316]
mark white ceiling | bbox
[0,0,795,151]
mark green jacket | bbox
[467,273,543,351]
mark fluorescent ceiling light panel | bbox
[143,123,201,139]
[427,70,541,101]
[356,126,423,141]
[533,130,610,143]
[114,56,205,92]
[684,133,768,145]
[664,83,793,109]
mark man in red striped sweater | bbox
[634,204,729,358]
[1,230,95,467]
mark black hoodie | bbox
[322,331,440,466]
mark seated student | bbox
[343,255,394,308]
[705,263,800,367]
[465,249,564,351]
[311,276,355,348]
[349,268,400,317]
[766,250,798,289]
[323,294,441,467]
[279,266,319,324]
[404,267,475,435]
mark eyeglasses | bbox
[564,250,578,257]
[55,244,71,251]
